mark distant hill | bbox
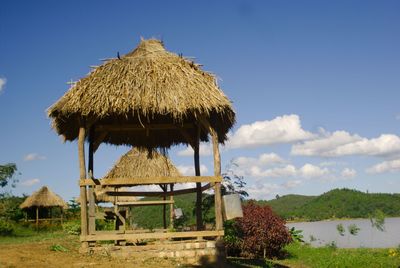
[264,188,400,221]
[255,194,317,219]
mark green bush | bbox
[0,219,14,236]
[62,221,81,235]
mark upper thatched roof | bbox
[48,38,235,149]
[103,148,181,179]
[20,186,68,209]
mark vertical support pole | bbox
[36,207,39,230]
[88,125,96,235]
[162,184,167,229]
[194,125,203,230]
[210,126,223,231]
[61,207,63,224]
[169,183,174,229]
[78,121,88,243]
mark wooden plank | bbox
[80,176,221,186]
[80,230,224,242]
[105,183,213,197]
[116,200,174,206]
[96,123,193,132]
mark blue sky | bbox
[1,0,399,200]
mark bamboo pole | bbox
[78,122,88,240]
[194,125,203,230]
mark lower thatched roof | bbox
[20,186,68,209]
[103,148,181,179]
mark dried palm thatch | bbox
[20,186,68,209]
[103,148,181,179]
[48,38,235,149]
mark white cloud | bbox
[246,182,280,200]
[340,168,357,179]
[292,130,400,157]
[366,159,400,174]
[227,114,315,149]
[177,164,208,176]
[0,77,6,93]
[24,153,46,161]
[234,153,285,167]
[281,180,302,189]
[299,164,329,178]
[177,143,213,157]
[396,114,400,120]
[20,178,40,187]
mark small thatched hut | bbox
[97,148,182,229]
[20,186,68,226]
[48,38,236,256]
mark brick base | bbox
[80,239,225,266]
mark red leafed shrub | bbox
[234,202,292,258]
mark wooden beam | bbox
[80,176,222,186]
[78,123,88,238]
[105,183,213,197]
[96,123,193,132]
[116,200,174,206]
[80,230,224,242]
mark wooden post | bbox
[36,207,39,230]
[61,207,63,224]
[169,183,174,229]
[162,184,167,229]
[194,125,203,230]
[210,126,223,231]
[78,122,88,241]
[88,126,96,235]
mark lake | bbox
[287,217,400,248]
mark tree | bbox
[222,161,248,199]
[201,160,248,224]
[0,163,18,188]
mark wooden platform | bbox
[81,230,224,242]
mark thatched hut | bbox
[48,38,235,255]
[20,186,68,226]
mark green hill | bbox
[256,194,317,219]
[266,188,400,221]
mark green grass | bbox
[228,243,400,268]
[275,243,400,268]
[0,224,67,244]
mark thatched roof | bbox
[94,187,138,203]
[103,148,181,179]
[48,38,235,149]
[20,186,68,209]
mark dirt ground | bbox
[0,235,186,268]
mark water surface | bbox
[287,217,400,248]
